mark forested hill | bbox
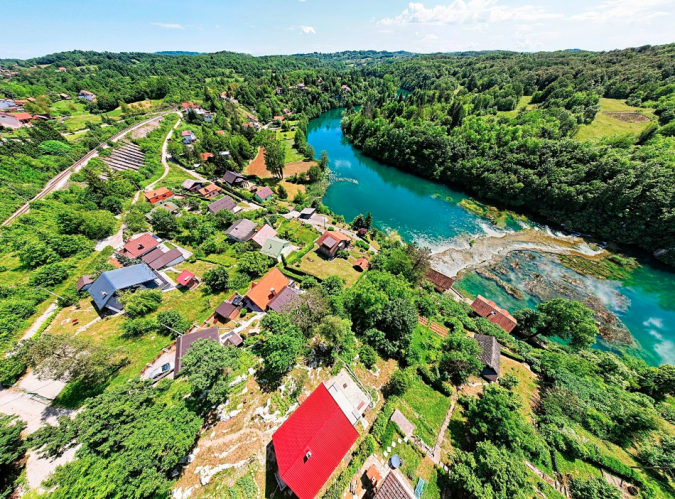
[341,43,675,266]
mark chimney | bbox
[270,287,276,296]
[305,450,312,460]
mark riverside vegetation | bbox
[1,47,675,499]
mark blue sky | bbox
[2,0,674,59]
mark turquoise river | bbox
[307,108,675,366]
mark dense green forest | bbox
[341,44,675,266]
[2,45,675,499]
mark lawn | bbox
[389,376,451,448]
[575,98,655,142]
[296,247,362,286]
[50,100,88,116]
[500,355,538,418]
[276,218,320,246]
[153,162,196,191]
[283,140,305,163]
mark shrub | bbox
[336,249,349,259]
[30,263,69,287]
[359,344,377,370]
[203,266,229,292]
[387,369,413,396]
[500,373,520,390]
[118,289,162,318]
[240,308,248,317]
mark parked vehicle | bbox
[149,361,174,380]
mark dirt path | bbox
[431,392,457,464]
[21,301,58,340]
[146,112,181,192]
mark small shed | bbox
[426,269,454,293]
[176,270,195,288]
[255,186,274,202]
[473,333,501,382]
[353,257,369,272]
[299,207,316,219]
[76,275,94,293]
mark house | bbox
[181,130,197,144]
[11,113,33,125]
[208,195,237,215]
[200,152,214,162]
[222,331,243,347]
[342,85,352,92]
[0,113,22,130]
[203,112,214,123]
[282,108,292,116]
[244,267,290,311]
[56,67,67,72]
[58,93,70,100]
[373,469,417,499]
[181,102,199,110]
[275,87,283,95]
[354,257,369,272]
[254,186,274,203]
[316,230,351,259]
[473,334,501,382]
[76,275,94,293]
[120,233,161,259]
[267,286,299,314]
[426,269,454,293]
[141,247,185,270]
[213,300,241,323]
[224,218,257,242]
[220,151,231,158]
[216,130,225,135]
[272,371,368,499]
[299,207,316,219]
[145,202,180,220]
[261,237,290,261]
[174,327,221,374]
[78,90,96,102]
[181,179,203,191]
[176,270,195,288]
[296,83,306,90]
[144,187,174,204]
[470,295,517,333]
[88,264,159,313]
[273,115,284,122]
[198,184,221,199]
[0,99,17,110]
[223,171,246,187]
[251,224,277,247]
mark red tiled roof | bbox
[121,233,160,259]
[316,230,350,249]
[198,184,221,196]
[255,186,274,199]
[354,257,369,271]
[144,187,173,203]
[176,270,195,286]
[11,112,32,121]
[200,152,214,161]
[273,384,359,499]
[471,295,517,333]
[245,268,290,310]
[426,269,454,291]
[181,130,193,136]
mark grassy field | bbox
[499,95,533,118]
[276,218,320,246]
[152,162,197,191]
[390,376,451,447]
[296,247,363,286]
[575,98,655,142]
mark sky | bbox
[2,0,675,59]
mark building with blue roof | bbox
[88,264,159,312]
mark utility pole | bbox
[34,286,67,302]
[1,181,28,202]
[160,323,185,337]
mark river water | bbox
[307,108,675,366]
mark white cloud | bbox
[378,0,562,25]
[151,22,184,29]
[569,0,672,24]
[299,25,316,34]
[422,34,439,40]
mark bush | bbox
[0,353,27,386]
[359,344,377,370]
[240,308,248,317]
[500,373,520,390]
[387,369,413,396]
[120,318,157,338]
[118,289,162,318]
[569,477,621,499]
[203,266,229,292]
[336,249,349,259]
[30,263,69,287]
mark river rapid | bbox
[307,108,675,366]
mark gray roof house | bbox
[223,171,245,186]
[224,219,257,242]
[175,327,221,374]
[474,334,501,382]
[267,286,300,314]
[88,264,159,313]
[208,195,237,215]
[181,179,203,191]
[141,247,185,270]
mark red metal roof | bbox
[120,233,160,259]
[273,384,359,499]
[471,295,517,333]
[176,270,194,286]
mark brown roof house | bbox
[224,219,257,242]
[473,334,501,382]
[198,184,221,199]
[373,469,416,499]
[426,269,454,293]
[175,327,221,374]
[120,233,161,259]
[471,295,517,333]
[76,275,94,293]
[316,231,351,259]
[208,196,237,215]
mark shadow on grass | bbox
[51,379,109,409]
